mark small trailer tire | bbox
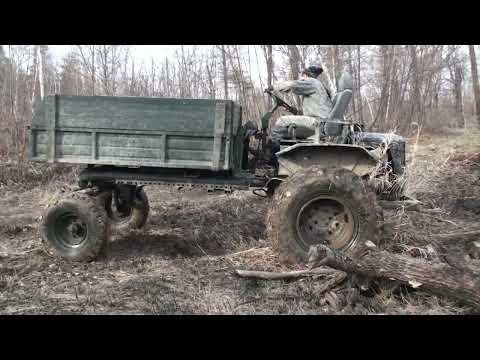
[99,186,150,232]
[40,192,109,262]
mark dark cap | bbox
[302,65,323,78]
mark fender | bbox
[276,143,379,177]
[353,132,407,176]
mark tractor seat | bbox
[328,72,353,121]
[306,72,354,141]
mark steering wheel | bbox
[265,88,299,115]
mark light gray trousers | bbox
[271,115,319,143]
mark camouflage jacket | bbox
[273,76,333,118]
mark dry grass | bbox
[0,160,80,191]
[0,129,479,314]
[379,130,480,267]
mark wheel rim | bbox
[296,196,357,251]
[54,213,88,248]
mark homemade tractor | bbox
[30,73,407,263]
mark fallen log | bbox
[234,268,348,296]
[234,267,345,280]
[435,230,480,242]
[433,230,480,264]
[378,199,422,211]
[307,244,480,309]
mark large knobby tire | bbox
[266,167,383,265]
[375,151,408,201]
[382,173,408,201]
[99,187,150,232]
[40,192,109,262]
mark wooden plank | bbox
[231,104,243,171]
[31,127,215,138]
[224,138,231,170]
[57,95,217,133]
[159,134,166,162]
[28,128,35,158]
[212,102,226,171]
[31,157,217,170]
[92,131,97,159]
[45,96,57,163]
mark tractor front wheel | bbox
[266,166,383,264]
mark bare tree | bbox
[262,45,274,107]
[1,44,479,163]
[356,45,364,123]
[37,46,44,100]
[76,45,96,95]
[447,46,466,128]
[287,45,301,80]
[220,45,229,100]
[469,45,480,127]
[287,45,302,108]
[332,45,342,88]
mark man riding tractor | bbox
[268,65,336,159]
[263,64,406,202]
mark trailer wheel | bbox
[40,192,109,262]
[266,166,383,265]
[99,186,149,232]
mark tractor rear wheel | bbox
[266,166,383,264]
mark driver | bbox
[269,65,333,156]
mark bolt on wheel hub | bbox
[296,196,356,250]
[55,213,88,248]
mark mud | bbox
[0,130,479,314]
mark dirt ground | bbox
[1,129,479,315]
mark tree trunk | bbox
[385,46,397,128]
[235,267,346,281]
[316,46,337,99]
[37,46,44,100]
[372,45,391,130]
[332,45,342,88]
[31,47,38,106]
[287,45,302,109]
[409,45,422,127]
[264,45,274,107]
[468,45,480,127]
[235,268,347,295]
[347,45,356,117]
[308,244,480,309]
[356,45,364,124]
[91,45,96,96]
[454,64,465,128]
[287,45,301,80]
[232,45,248,110]
[221,45,229,100]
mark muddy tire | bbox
[266,167,383,265]
[382,174,408,201]
[40,192,109,262]
[99,187,149,232]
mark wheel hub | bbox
[55,214,88,248]
[296,197,356,250]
